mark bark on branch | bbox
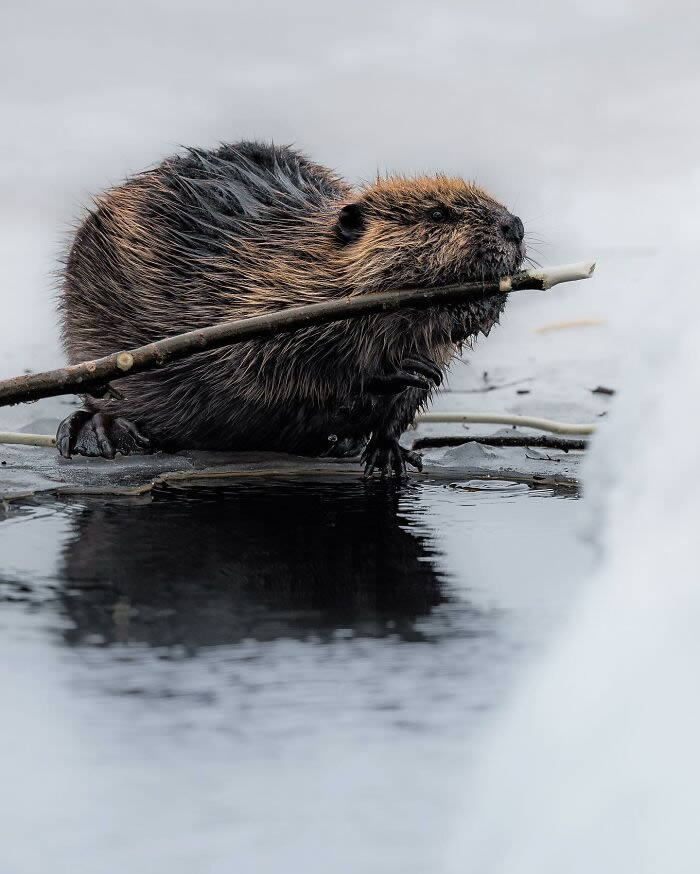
[0,261,595,408]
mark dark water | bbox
[1,477,582,652]
[58,480,446,648]
[0,477,588,873]
[0,477,588,712]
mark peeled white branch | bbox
[414,413,597,436]
[0,414,597,449]
[517,261,596,290]
[0,432,56,447]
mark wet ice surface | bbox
[0,478,588,872]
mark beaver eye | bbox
[429,208,447,223]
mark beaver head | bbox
[334,176,525,293]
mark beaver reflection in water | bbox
[59,482,446,647]
[58,141,525,475]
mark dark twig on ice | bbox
[411,435,588,452]
[0,262,595,408]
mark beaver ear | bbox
[336,203,365,243]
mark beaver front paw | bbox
[56,410,151,459]
[361,435,423,479]
[366,356,442,396]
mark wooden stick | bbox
[415,412,596,435]
[0,431,56,447]
[0,261,595,408]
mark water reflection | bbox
[58,480,447,648]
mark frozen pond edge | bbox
[0,441,583,503]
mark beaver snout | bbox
[500,214,525,243]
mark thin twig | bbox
[412,435,588,451]
[414,412,596,435]
[0,261,595,408]
[441,377,533,394]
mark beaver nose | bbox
[500,214,524,243]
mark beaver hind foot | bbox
[57,410,151,459]
[362,437,423,479]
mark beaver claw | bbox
[367,356,442,395]
[362,436,423,479]
[57,410,151,459]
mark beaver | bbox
[57,140,525,475]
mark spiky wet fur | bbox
[60,141,524,455]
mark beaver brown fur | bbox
[57,140,525,475]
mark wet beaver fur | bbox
[58,140,525,475]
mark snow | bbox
[446,266,700,869]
